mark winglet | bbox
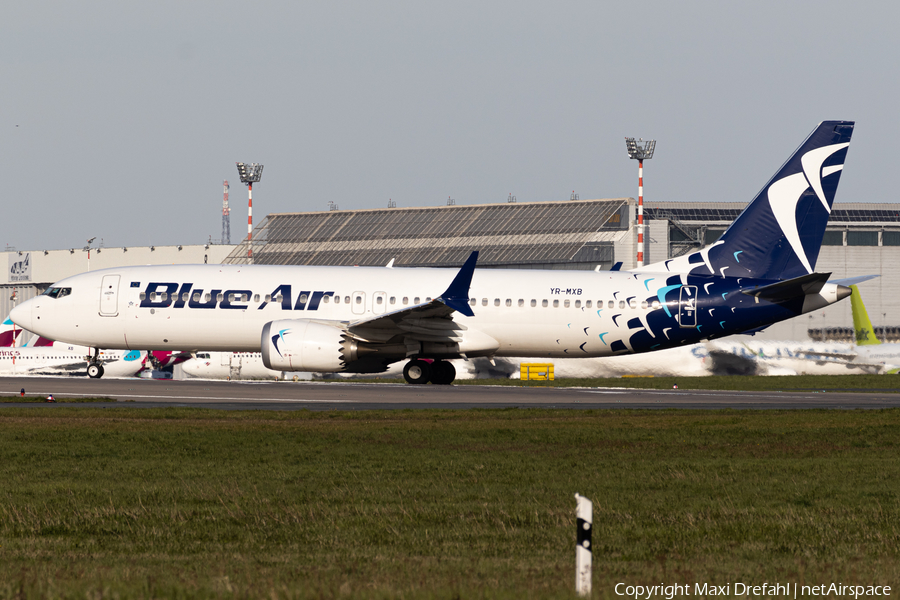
[438,251,479,317]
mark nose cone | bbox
[9,300,32,332]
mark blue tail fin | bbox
[644,121,853,280]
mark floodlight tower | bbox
[625,137,656,268]
[222,180,231,245]
[235,162,264,261]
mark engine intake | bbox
[261,319,358,372]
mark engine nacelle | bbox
[261,319,357,372]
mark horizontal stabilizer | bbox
[741,272,832,302]
[829,274,880,287]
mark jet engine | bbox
[261,319,359,372]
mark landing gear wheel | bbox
[403,359,432,384]
[429,360,456,385]
[87,363,104,379]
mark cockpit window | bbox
[43,287,72,299]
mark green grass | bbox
[0,408,898,598]
[0,396,113,403]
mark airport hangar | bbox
[2,198,898,344]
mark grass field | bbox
[0,407,898,599]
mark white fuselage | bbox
[0,345,144,377]
[12,264,694,357]
[182,352,283,380]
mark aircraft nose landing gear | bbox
[402,359,456,385]
[86,348,104,379]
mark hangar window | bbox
[822,231,844,245]
[884,231,900,246]
[542,299,548,307]
[531,299,537,307]
[847,231,878,246]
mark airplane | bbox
[0,316,23,347]
[10,121,862,385]
[0,344,146,377]
[802,285,900,373]
[182,351,285,380]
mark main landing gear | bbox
[403,359,456,385]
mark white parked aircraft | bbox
[0,344,145,377]
[183,352,284,380]
[10,122,863,384]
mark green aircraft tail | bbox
[850,285,880,346]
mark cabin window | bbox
[469,298,476,306]
[217,293,224,302]
[505,299,512,307]
[376,296,383,305]
[140,292,146,300]
[531,299,537,307]
[608,300,614,309]
[586,300,592,308]
[553,300,559,308]
[564,299,570,308]
[323,295,330,303]
[482,298,488,306]
[299,293,309,304]
[355,295,362,305]
[652,300,661,309]
[517,299,524,307]
[619,300,625,309]
[414,297,420,304]
[195,293,203,302]
[628,299,636,309]
[390,296,396,305]
[227,293,235,302]
[575,300,581,308]
[641,300,648,309]
[403,297,409,305]
[334,296,340,304]
[150,292,157,301]
[181,292,188,302]
[494,299,500,307]
[426,297,432,302]
[205,293,211,302]
[344,296,351,304]
[542,300,548,307]
[254,294,260,303]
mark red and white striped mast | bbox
[235,163,264,263]
[625,137,656,268]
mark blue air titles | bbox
[139,283,334,311]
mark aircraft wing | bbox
[346,251,478,345]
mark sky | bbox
[2,1,897,251]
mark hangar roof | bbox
[222,199,631,267]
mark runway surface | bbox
[0,376,897,410]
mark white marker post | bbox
[575,493,593,596]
